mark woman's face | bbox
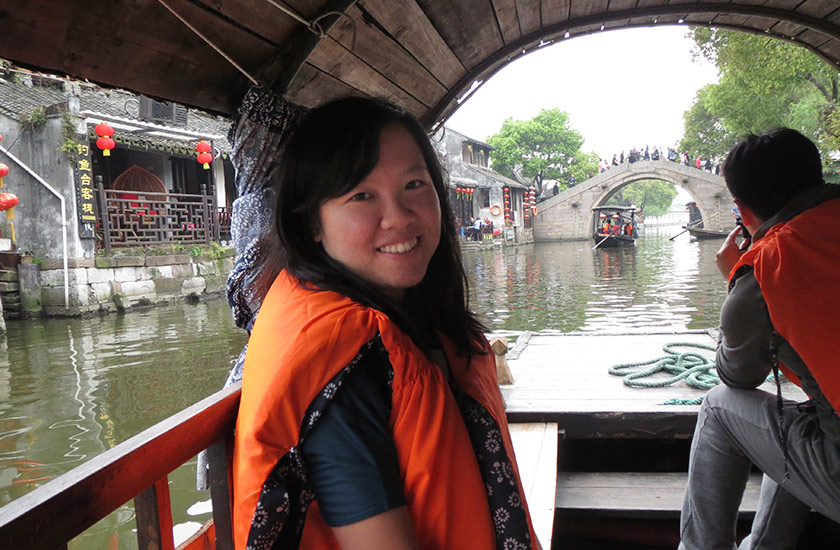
[315,123,442,302]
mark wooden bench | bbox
[508,422,558,550]
[555,471,762,519]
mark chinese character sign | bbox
[73,140,96,237]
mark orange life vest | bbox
[730,197,840,413]
[233,270,536,549]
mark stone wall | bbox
[25,250,235,317]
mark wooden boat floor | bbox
[501,331,807,439]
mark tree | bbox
[681,28,840,178]
[679,84,738,161]
[487,109,598,193]
[607,180,677,217]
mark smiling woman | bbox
[232,97,540,550]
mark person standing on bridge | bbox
[679,128,840,549]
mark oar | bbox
[669,227,690,241]
[592,235,609,250]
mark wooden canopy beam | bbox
[423,3,840,130]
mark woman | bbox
[232,97,538,550]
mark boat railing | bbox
[0,382,241,550]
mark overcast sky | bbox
[445,26,720,163]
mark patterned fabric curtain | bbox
[225,86,307,384]
[197,86,306,489]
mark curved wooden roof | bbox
[2,1,839,129]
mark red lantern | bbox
[96,136,115,156]
[95,123,116,156]
[196,141,213,169]
[0,163,8,184]
[0,193,18,211]
[197,152,213,170]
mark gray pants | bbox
[679,385,840,550]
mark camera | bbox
[735,215,751,240]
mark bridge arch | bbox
[533,160,732,242]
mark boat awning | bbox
[0,2,837,130]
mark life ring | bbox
[490,204,502,217]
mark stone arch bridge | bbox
[534,160,732,242]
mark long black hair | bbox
[273,96,485,355]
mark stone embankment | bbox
[13,248,236,318]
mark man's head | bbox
[723,128,824,221]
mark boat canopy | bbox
[0,2,838,130]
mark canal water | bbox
[0,228,727,548]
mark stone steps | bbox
[0,269,20,318]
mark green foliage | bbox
[682,28,840,176]
[607,180,677,217]
[679,85,738,160]
[487,108,597,193]
[19,108,48,132]
[59,112,82,158]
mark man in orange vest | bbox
[680,129,840,549]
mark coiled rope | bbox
[607,342,719,405]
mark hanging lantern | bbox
[196,141,213,169]
[95,123,116,156]
[0,193,18,211]
[600,213,607,219]
[0,163,8,187]
[197,152,213,170]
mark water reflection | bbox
[465,229,726,334]
[0,301,247,548]
[0,228,728,547]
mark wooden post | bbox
[134,477,175,550]
[95,175,111,255]
[491,336,515,385]
[200,183,211,245]
[207,436,234,550]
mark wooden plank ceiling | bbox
[0,1,838,129]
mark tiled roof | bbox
[0,77,65,119]
[465,164,528,189]
[0,71,232,157]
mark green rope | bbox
[608,342,719,405]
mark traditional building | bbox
[432,127,531,244]
[0,66,234,261]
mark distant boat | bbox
[686,225,729,239]
[593,206,639,248]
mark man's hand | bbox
[716,225,750,278]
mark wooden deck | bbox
[502,330,807,439]
[500,330,817,547]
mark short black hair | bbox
[273,96,485,355]
[722,128,824,220]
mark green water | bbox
[0,228,727,548]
